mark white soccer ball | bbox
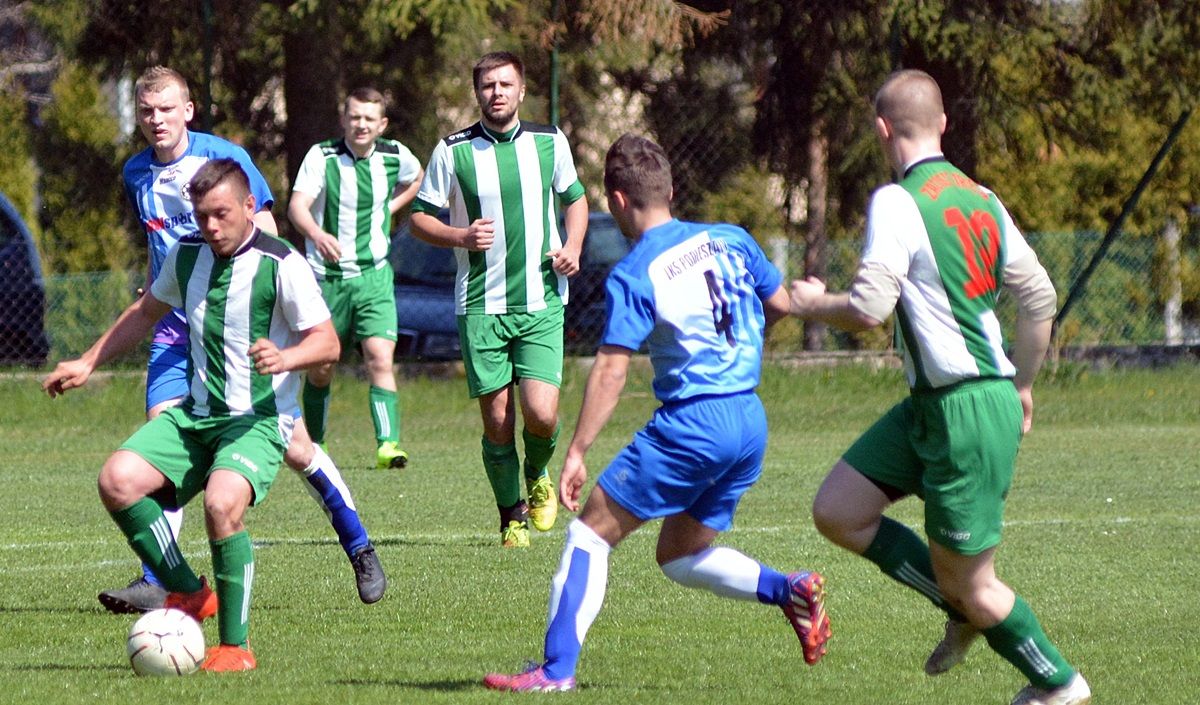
[126,608,206,676]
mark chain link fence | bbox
[3,226,1177,370]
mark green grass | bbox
[2,360,1198,703]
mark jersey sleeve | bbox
[291,144,327,197]
[149,245,183,308]
[413,139,454,215]
[599,265,655,351]
[991,194,1034,265]
[551,129,585,204]
[733,229,782,300]
[395,143,423,186]
[223,143,274,212]
[277,251,331,331]
[860,185,919,276]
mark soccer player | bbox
[483,134,830,692]
[788,70,1090,705]
[45,159,338,671]
[410,51,588,547]
[288,87,423,470]
[101,66,385,613]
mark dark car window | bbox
[581,218,628,267]
[390,211,456,286]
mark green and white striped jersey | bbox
[293,137,422,280]
[861,158,1034,391]
[412,120,586,315]
[151,230,330,419]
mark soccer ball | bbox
[126,608,205,676]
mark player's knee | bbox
[97,457,149,509]
[202,493,245,534]
[811,494,847,541]
[283,439,312,471]
[307,364,334,387]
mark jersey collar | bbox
[901,153,947,179]
[480,120,522,143]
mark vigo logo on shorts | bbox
[939,527,971,542]
[231,452,260,473]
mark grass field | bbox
[2,359,1198,704]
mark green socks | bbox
[862,516,967,622]
[482,435,521,507]
[369,385,400,445]
[983,596,1075,689]
[522,426,558,484]
[302,379,331,445]
[109,498,200,593]
[211,530,255,648]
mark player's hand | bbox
[249,338,287,375]
[559,450,589,513]
[788,276,828,316]
[314,232,342,262]
[1017,385,1034,434]
[43,359,93,398]
[548,242,581,276]
[461,219,495,251]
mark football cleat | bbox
[526,474,558,532]
[350,544,387,604]
[1010,672,1091,705]
[98,576,167,614]
[201,644,257,672]
[925,618,980,675]
[501,520,531,548]
[782,570,831,665]
[484,663,575,692]
[376,441,409,470]
[164,576,218,622]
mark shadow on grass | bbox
[8,663,126,673]
[0,605,96,615]
[330,677,478,691]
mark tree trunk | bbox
[281,8,341,243]
[803,117,829,351]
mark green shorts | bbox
[457,306,564,398]
[320,263,398,345]
[119,407,287,508]
[842,377,1023,555]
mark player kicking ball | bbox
[483,135,830,692]
[45,160,339,672]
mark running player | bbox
[411,52,588,547]
[484,134,830,692]
[288,87,423,470]
[788,70,1089,705]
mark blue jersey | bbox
[601,219,781,402]
[122,131,274,344]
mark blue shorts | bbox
[146,342,189,413]
[596,390,767,532]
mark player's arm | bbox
[762,284,791,329]
[252,208,279,235]
[388,167,424,215]
[1004,252,1057,432]
[789,260,898,332]
[549,194,588,277]
[43,294,173,397]
[410,210,495,252]
[559,344,631,512]
[288,191,341,262]
[249,319,340,376]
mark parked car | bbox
[389,211,630,361]
[0,191,49,366]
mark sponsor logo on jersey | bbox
[145,211,195,233]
